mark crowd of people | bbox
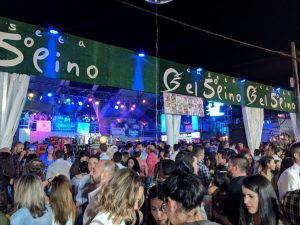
[0,138,299,225]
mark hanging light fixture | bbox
[145,0,174,4]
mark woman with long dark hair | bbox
[146,185,170,225]
[239,175,287,225]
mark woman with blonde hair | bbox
[49,175,76,225]
[90,168,144,225]
[10,174,52,225]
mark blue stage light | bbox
[240,79,246,83]
[47,93,52,97]
[138,52,145,57]
[114,105,119,109]
[78,101,83,106]
[49,29,59,35]
[196,68,203,75]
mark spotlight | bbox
[130,107,134,111]
[121,104,125,109]
[275,87,281,92]
[47,93,52,97]
[66,98,71,103]
[114,105,119,109]
[116,101,121,105]
[88,97,93,102]
[196,68,203,75]
[49,29,59,35]
[95,100,100,105]
[132,104,136,108]
[28,92,35,98]
[138,52,145,57]
[142,99,146,104]
[78,101,83,106]
[240,79,246,83]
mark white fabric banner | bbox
[289,112,300,141]
[0,72,30,148]
[165,114,181,148]
[242,106,264,155]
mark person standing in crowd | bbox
[236,142,250,154]
[162,171,220,225]
[258,156,276,182]
[207,165,230,224]
[10,174,52,225]
[135,151,149,180]
[193,145,211,188]
[147,184,170,225]
[215,155,248,225]
[229,142,237,155]
[170,144,180,161]
[46,150,71,181]
[0,147,16,202]
[90,169,144,225]
[126,157,141,176]
[240,175,287,225]
[39,144,56,170]
[186,143,193,152]
[282,189,300,225]
[215,150,230,166]
[49,175,76,225]
[146,144,158,190]
[64,144,75,163]
[155,159,175,185]
[99,143,110,160]
[75,156,99,214]
[83,160,117,225]
[277,142,300,200]
[12,143,26,177]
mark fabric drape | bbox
[242,106,264,154]
[0,72,30,148]
[165,114,181,148]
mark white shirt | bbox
[277,163,300,200]
[89,212,125,225]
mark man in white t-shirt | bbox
[277,142,300,200]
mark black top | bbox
[223,176,246,225]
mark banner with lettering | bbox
[0,16,156,93]
[0,16,296,112]
[159,62,296,113]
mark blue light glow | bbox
[47,93,52,97]
[78,101,83,106]
[275,87,281,92]
[114,105,119,109]
[161,114,166,133]
[240,79,246,83]
[138,52,145,57]
[49,29,59,35]
[196,68,203,75]
[192,116,199,131]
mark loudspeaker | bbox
[228,124,248,146]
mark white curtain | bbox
[0,72,30,148]
[289,112,300,141]
[165,114,181,148]
[242,106,264,155]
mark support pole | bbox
[291,41,300,139]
